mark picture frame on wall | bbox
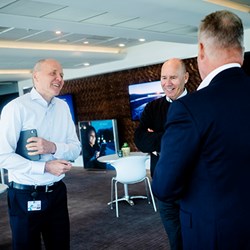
[78,119,119,170]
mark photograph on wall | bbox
[78,119,119,170]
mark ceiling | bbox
[0,0,250,84]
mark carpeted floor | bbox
[0,167,170,250]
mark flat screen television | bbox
[128,80,164,121]
[0,92,19,114]
[57,94,76,124]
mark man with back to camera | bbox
[134,58,189,250]
[0,58,81,250]
[152,10,250,249]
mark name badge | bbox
[27,200,41,211]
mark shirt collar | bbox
[197,63,241,91]
[30,87,56,106]
[166,88,187,103]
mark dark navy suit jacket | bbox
[152,67,250,250]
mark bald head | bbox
[32,58,64,103]
[160,58,189,100]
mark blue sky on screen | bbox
[129,80,163,95]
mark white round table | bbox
[98,151,148,163]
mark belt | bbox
[9,180,62,193]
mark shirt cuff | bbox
[30,161,46,175]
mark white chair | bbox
[0,168,8,194]
[110,155,157,217]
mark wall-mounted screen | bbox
[78,119,119,170]
[0,92,19,114]
[57,94,76,124]
[128,80,164,121]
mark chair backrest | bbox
[111,155,148,183]
[0,168,8,194]
[0,168,5,184]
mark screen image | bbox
[57,94,76,124]
[128,80,164,121]
[78,119,119,170]
[0,92,19,114]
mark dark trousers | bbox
[8,181,70,250]
[158,199,182,250]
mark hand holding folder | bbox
[16,129,41,161]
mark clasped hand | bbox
[26,136,72,176]
[26,136,56,155]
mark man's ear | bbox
[184,72,189,84]
[198,42,205,60]
[32,72,38,85]
[33,72,36,81]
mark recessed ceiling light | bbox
[55,31,62,35]
[83,41,89,44]
[118,43,125,47]
[139,38,145,42]
[83,63,90,66]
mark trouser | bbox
[158,199,182,250]
[7,181,70,250]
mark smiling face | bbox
[160,58,189,100]
[32,59,64,102]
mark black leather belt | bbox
[9,180,62,193]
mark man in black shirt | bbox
[134,58,189,250]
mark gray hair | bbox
[198,10,244,51]
[32,59,47,75]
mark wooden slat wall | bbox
[62,57,202,151]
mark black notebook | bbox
[16,129,40,161]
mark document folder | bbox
[16,129,40,161]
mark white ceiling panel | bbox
[0,28,39,40]
[0,0,249,84]
[142,22,185,33]
[115,18,164,30]
[17,30,65,43]
[169,26,198,36]
[44,7,106,22]
[0,0,16,8]
[0,0,64,17]
[83,12,139,26]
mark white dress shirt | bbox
[166,88,188,102]
[0,88,81,185]
[197,63,241,90]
